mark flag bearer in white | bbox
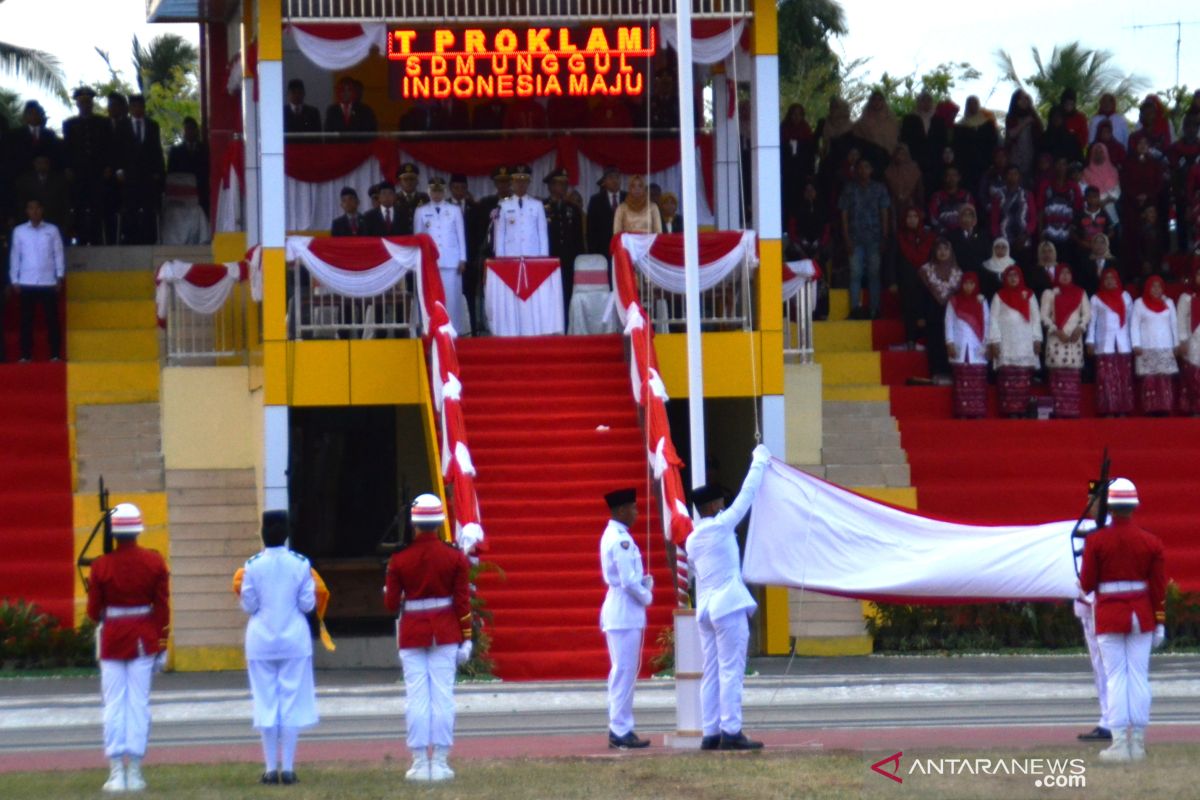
[239,511,319,785]
[1080,478,1167,763]
[414,176,469,334]
[86,503,170,793]
[599,487,653,749]
[687,444,771,751]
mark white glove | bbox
[752,444,771,466]
[457,525,483,555]
[153,650,169,674]
[1152,624,1167,650]
[641,575,654,592]
[456,640,473,666]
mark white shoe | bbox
[429,746,455,781]
[1098,728,1132,763]
[102,758,126,793]
[1129,729,1146,761]
[405,751,430,782]
[125,758,146,791]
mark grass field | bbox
[5,746,1198,800]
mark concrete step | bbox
[822,385,890,402]
[855,486,919,507]
[75,431,162,453]
[170,521,259,542]
[825,463,911,488]
[166,469,256,490]
[821,447,908,466]
[67,245,210,272]
[170,504,259,524]
[822,401,893,418]
[168,487,259,507]
[827,289,851,320]
[68,362,160,404]
[171,537,261,558]
[77,453,164,474]
[812,320,874,353]
[813,351,880,385]
[66,271,156,301]
[822,428,902,450]
[791,464,826,479]
[76,403,161,425]
[823,415,898,434]
[77,468,165,493]
[67,300,158,330]
[67,329,159,362]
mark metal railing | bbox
[164,286,251,365]
[638,267,750,333]
[782,284,815,363]
[285,0,750,21]
[288,270,417,340]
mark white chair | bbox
[568,254,619,335]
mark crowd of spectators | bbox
[781,88,1200,418]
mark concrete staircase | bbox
[75,404,165,494]
[784,289,919,655]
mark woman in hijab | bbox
[853,90,899,175]
[1091,120,1127,168]
[896,207,936,349]
[884,143,924,221]
[987,265,1043,417]
[1177,264,1200,414]
[980,237,1016,299]
[945,271,990,418]
[918,238,963,379]
[1081,143,1122,222]
[1088,93,1130,148]
[1028,240,1064,297]
[1005,90,1043,185]
[953,96,999,193]
[612,175,662,234]
[1040,264,1090,418]
[1086,268,1135,416]
[1130,275,1179,415]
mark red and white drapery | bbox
[282,234,485,552]
[286,23,387,71]
[617,230,758,293]
[154,246,262,326]
[657,19,748,65]
[782,259,820,302]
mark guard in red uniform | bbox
[1079,478,1166,763]
[384,494,472,782]
[86,503,170,793]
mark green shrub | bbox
[0,600,96,669]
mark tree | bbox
[0,39,67,100]
[994,42,1148,117]
[777,0,849,81]
[869,62,982,118]
[132,34,198,93]
[0,87,23,128]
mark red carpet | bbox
[457,335,674,681]
[0,358,73,623]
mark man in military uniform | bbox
[86,503,170,793]
[543,167,584,320]
[466,166,513,335]
[385,495,473,782]
[493,164,547,257]
[394,163,429,235]
[62,86,114,244]
[414,177,469,332]
[599,488,653,749]
[1080,478,1167,762]
[363,182,406,237]
[238,511,319,786]
[687,445,771,751]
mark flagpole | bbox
[670,0,706,749]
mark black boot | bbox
[1077,726,1112,741]
[700,735,721,751]
[260,770,280,784]
[719,731,764,750]
[608,729,650,749]
[280,771,299,785]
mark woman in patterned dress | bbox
[1086,268,1135,416]
[945,271,990,418]
[918,238,963,381]
[987,265,1043,417]
[1039,264,1090,418]
[1130,275,1179,415]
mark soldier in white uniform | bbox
[686,444,771,751]
[1075,490,1112,743]
[413,177,469,333]
[493,163,548,257]
[239,511,319,785]
[599,487,653,749]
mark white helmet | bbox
[411,493,446,526]
[110,503,144,537]
[1107,477,1139,508]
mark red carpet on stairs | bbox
[456,334,674,681]
[0,359,74,623]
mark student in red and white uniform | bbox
[1086,268,1135,416]
[384,494,472,782]
[86,503,170,793]
[1079,478,1167,762]
[1130,276,1179,415]
[945,271,990,418]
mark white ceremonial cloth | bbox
[484,262,564,336]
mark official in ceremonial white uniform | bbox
[413,176,469,334]
[599,487,653,749]
[239,511,319,785]
[686,444,771,751]
[493,163,548,257]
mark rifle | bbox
[1071,449,1111,579]
[76,477,113,592]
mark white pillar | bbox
[257,60,285,248]
[750,55,782,241]
[264,405,289,511]
[240,54,259,244]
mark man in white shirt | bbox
[9,199,65,362]
[686,444,771,751]
[413,177,469,333]
[599,487,653,749]
[238,511,319,786]
[493,164,548,257]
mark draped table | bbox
[484,257,564,336]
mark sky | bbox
[2,0,1199,125]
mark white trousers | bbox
[400,645,458,749]
[1076,603,1110,728]
[101,656,156,758]
[440,268,469,334]
[698,612,750,736]
[247,656,319,730]
[1097,615,1154,731]
[605,628,643,736]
